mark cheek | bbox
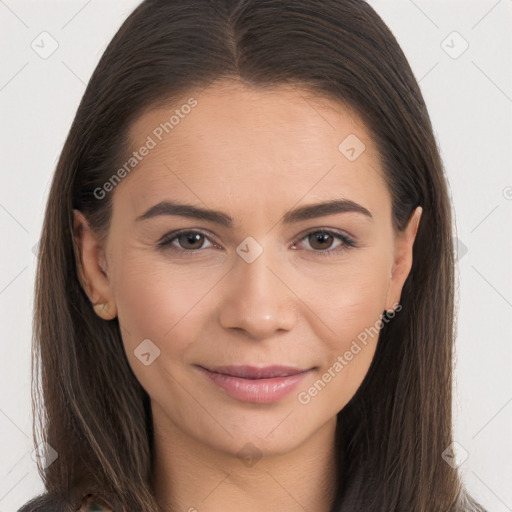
[110,256,218,409]
[295,294,385,416]
[111,252,220,357]
[291,256,390,406]
[293,253,391,337]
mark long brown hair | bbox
[19,1,486,510]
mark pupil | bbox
[183,233,202,248]
[311,232,332,249]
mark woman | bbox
[18,0,487,511]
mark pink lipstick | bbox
[196,364,314,404]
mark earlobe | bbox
[72,209,117,320]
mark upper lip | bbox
[199,365,312,379]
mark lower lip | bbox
[197,367,312,404]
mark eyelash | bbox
[157,228,357,258]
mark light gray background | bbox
[1,0,511,510]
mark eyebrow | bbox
[136,198,373,227]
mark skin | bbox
[74,79,422,512]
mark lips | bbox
[195,364,315,403]
[202,365,309,379]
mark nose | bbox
[217,245,298,340]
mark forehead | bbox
[117,80,389,219]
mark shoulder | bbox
[76,494,114,511]
[17,493,115,512]
[17,493,72,512]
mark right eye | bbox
[158,230,217,253]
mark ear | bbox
[384,206,422,313]
[72,209,117,320]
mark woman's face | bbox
[75,80,421,458]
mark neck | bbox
[151,408,339,512]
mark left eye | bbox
[157,229,356,256]
[292,230,357,256]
